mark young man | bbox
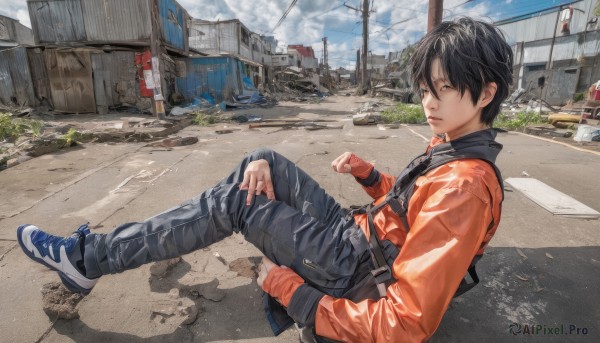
[18,17,512,342]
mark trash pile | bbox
[269,67,330,102]
[352,102,383,126]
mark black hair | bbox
[410,17,513,126]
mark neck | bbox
[445,123,488,142]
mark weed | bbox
[194,112,216,126]
[494,111,547,131]
[61,128,81,147]
[381,103,426,124]
[0,113,45,141]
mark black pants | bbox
[83,149,372,296]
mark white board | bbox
[505,178,600,219]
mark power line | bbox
[270,0,299,33]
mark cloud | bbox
[0,0,496,68]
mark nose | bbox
[422,92,437,110]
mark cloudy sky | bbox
[1,0,577,69]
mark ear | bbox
[478,82,497,108]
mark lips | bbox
[427,116,442,121]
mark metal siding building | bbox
[189,20,241,55]
[0,47,37,108]
[496,0,600,105]
[158,0,188,52]
[176,56,244,103]
[27,0,188,53]
[81,0,152,44]
[27,0,87,44]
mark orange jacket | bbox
[263,135,503,342]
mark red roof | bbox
[288,45,315,58]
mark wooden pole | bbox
[150,0,166,119]
[428,0,443,32]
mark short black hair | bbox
[410,17,513,126]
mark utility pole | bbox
[356,49,361,86]
[362,0,369,92]
[428,0,443,32]
[322,37,329,84]
[345,0,370,92]
[149,0,166,119]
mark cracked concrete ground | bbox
[0,95,598,342]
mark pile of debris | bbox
[269,67,330,102]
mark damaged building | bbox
[0,0,191,113]
[189,19,272,90]
[493,0,599,105]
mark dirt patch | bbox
[229,256,261,279]
[41,282,84,320]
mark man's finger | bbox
[264,173,276,200]
[246,174,257,205]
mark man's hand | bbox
[240,159,276,206]
[257,256,304,307]
[331,152,374,179]
[257,256,278,288]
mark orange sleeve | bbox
[315,186,493,342]
[361,171,396,199]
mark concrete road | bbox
[0,95,598,342]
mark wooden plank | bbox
[505,178,600,219]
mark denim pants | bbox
[83,149,371,295]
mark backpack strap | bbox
[357,149,504,299]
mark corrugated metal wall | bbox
[158,0,188,52]
[27,0,187,52]
[27,48,51,106]
[81,0,152,43]
[498,0,594,43]
[91,51,142,111]
[0,47,37,108]
[175,56,243,103]
[0,16,15,41]
[189,21,239,55]
[44,49,96,113]
[28,0,87,44]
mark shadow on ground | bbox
[52,246,599,342]
[432,246,599,342]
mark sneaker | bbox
[17,224,98,295]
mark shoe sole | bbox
[17,224,93,295]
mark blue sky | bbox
[0,0,580,68]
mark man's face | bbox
[419,59,486,140]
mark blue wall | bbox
[176,56,243,103]
[158,0,187,51]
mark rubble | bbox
[40,282,84,320]
[270,67,329,102]
[150,288,199,326]
[352,102,383,126]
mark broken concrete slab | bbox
[41,282,84,320]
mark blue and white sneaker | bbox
[17,224,98,295]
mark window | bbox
[241,28,249,46]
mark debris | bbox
[513,273,530,281]
[150,257,182,277]
[213,252,227,265]
[215,129,236,135]
[545,252,554,259]
[521,171,530,177]
[146,136,198,148]
[229,257,261,278]
[573,125,600,142]
[41,282,84,320]
[249,121,342,131]
[150,288,199,325]
[505,178,600,219]
[353,113,381,126]
[516,248,528,260]
[189,278,225,302]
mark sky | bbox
[0,0,581,69]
